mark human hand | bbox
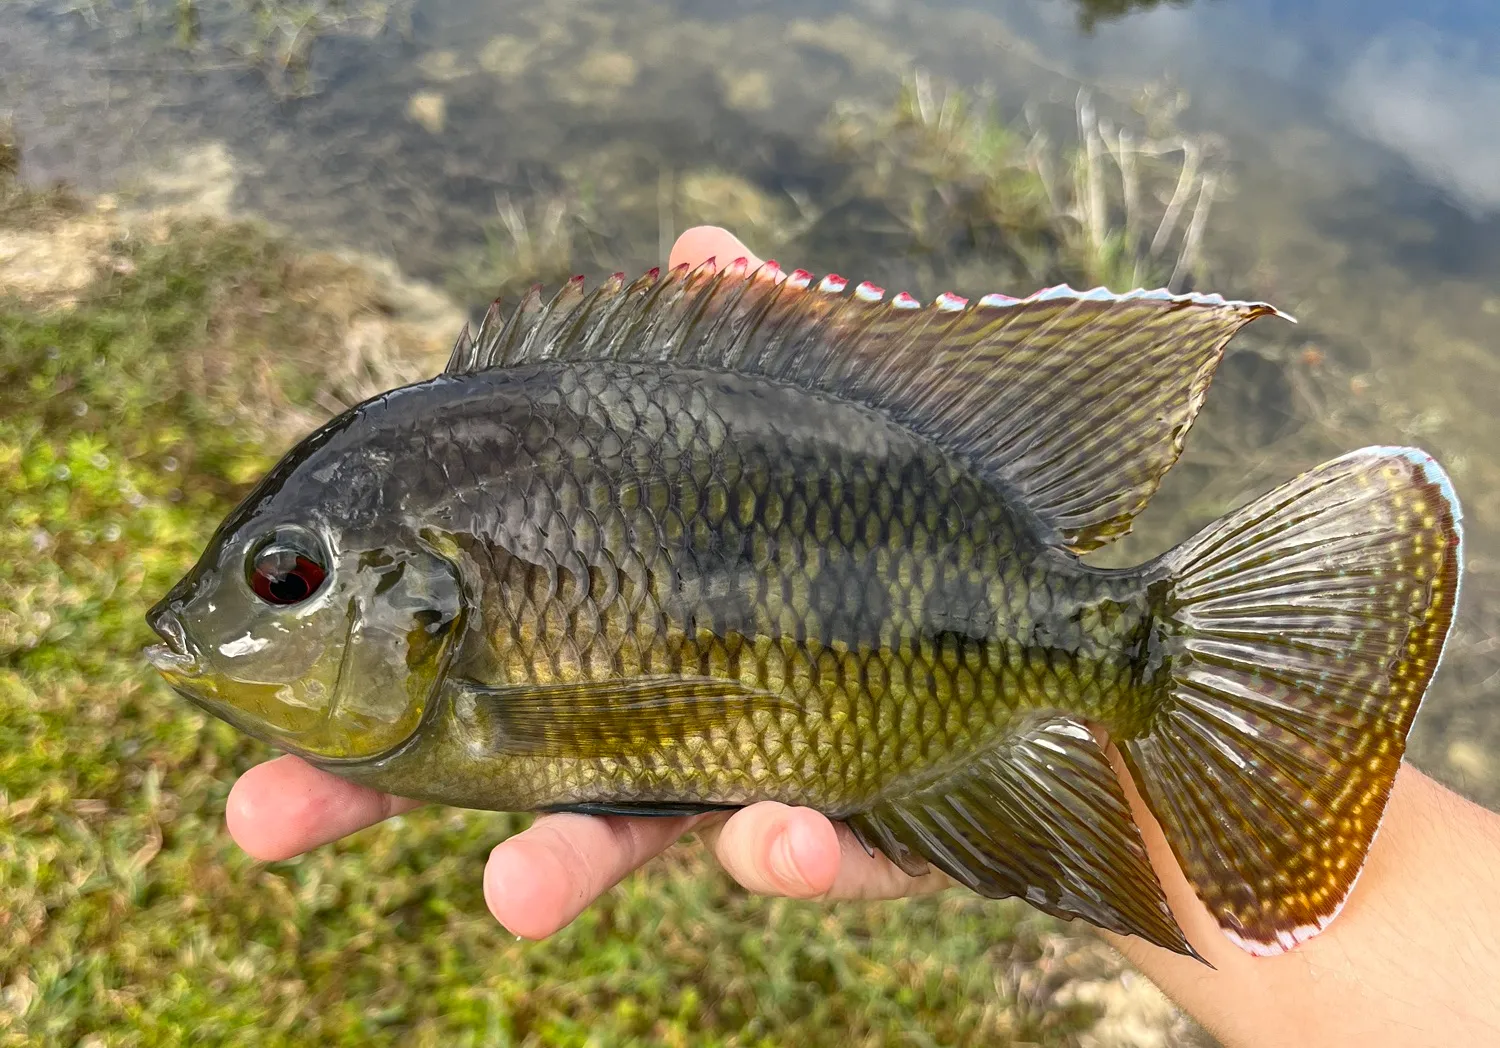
[224,225,950,942]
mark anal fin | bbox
[849,716,1196,958]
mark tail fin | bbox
[1121,446,1463,956]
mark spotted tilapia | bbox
[145,260,1463,958]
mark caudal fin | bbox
[1121,446,1463,956]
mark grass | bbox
[826,72,1225,295]
[0,169,1150,1045]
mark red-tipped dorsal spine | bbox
[935,292,968,312]
[788,269,813,290]
[892,291,921,309]
[820,274,848,293]
[855,281,885,302]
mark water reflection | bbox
[1336,25,1500,218]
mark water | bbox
[4,0,1498,808]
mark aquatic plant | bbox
[48,0,410,98]
[447,194,580,310]
[234,0,409,97]
[827,71,1226,293]
[0,120,80,227]
[1065,0,1199,32]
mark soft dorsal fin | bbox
[446,261,1288,552]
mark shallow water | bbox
[4,0,1499,810]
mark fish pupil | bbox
[250,546,326,605]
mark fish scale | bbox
[419,362,1146,818]
[148,262,1461,961]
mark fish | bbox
[144,259,1463,960]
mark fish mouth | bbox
[144,643,199,673]
[144,604,203,676]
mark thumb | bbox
[667,225,764,271]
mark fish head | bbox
[145,474,466,763]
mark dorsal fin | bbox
[446,261,1289,552]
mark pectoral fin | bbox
[451,676,789,759]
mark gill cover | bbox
[148,525,464,761]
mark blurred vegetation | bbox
[1064,0,1198,32]
[0,130,80,230]
[448,72,1227,314]
[48,0,411,97]
[0,149,1176,1044]
[447,195,580,309]
[825,72,1225,294]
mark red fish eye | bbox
[249,545,327,605]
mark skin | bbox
[227,226,1500,1047]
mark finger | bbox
[702,803,841,898]
[226,754,422,862]
[706,802,954,901]
[667,225,764,272]
[483,811,704,939]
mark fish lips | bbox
[144,601,205,677]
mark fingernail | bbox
[770,824,808,892]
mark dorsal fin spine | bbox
[671,265,735,364]
[590,274,642,360]
[694,267,764,368]
[445,321,476,373]
[572,278,625,360]
[596,269,666,360]
[772,286,847,384]
[719,268,784,372]
[469,301,501,365]
[554,281,612,359]
[534,275,589,357]
[631,265,691,360]
[441,265,1285,552]
[487,286,541,367]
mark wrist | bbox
[1105,758,1500,1048]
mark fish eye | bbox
[246,529,329,606]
